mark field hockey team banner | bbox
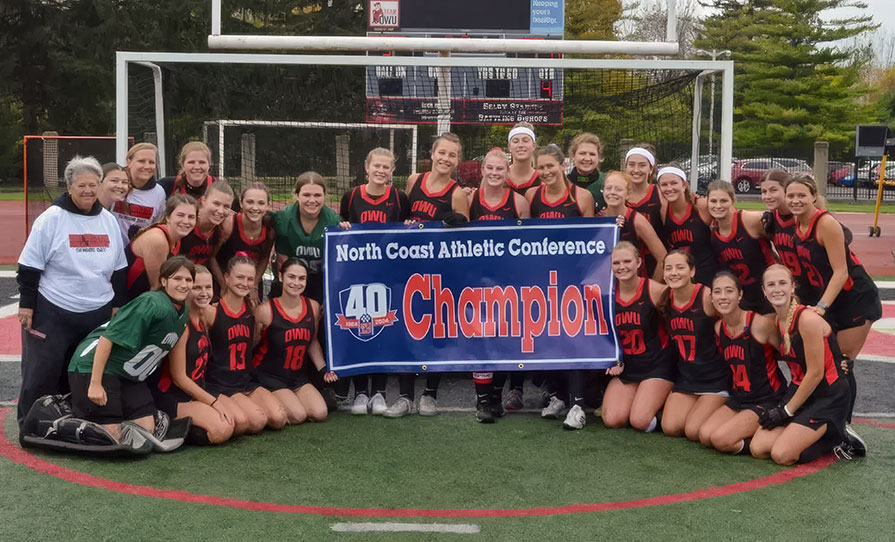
[324,218,620,376]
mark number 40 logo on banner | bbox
[334,283,399,342]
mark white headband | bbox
[508,126,536,144]
[657,166,687,181]
[625,147,655,166]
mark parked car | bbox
[730,158,787,193]
[870,162,895,187]
[827,161,854,186]
[774,158,812,173]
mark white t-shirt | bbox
[112,181,167,243]
[19,206,128,313]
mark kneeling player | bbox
[68,256,194,441]
[253,258,337,424]
[152,265,237,443]
[698,272,784,454]
[205,255,286,432]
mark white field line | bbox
[331,522,480,534]
[0,271,14,279]
[0,355,20,362]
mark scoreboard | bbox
[365,0,565,126]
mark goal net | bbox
[123,55,717,205]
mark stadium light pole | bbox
[694,49,731,162]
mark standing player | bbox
[625,144,663,278]
[179,181,234,266]
[214,183,275,302]
[125,194,198,301]
[152,265,237,443]
[599,242,675,432]
[339,148,407,415]
[698,272,785,454]
[660,250,729,440]
[658,165,717,286]
[787,173,880,435]
[600,171,666,282]
[526,145,595,219]
[205,255,286,432]
[567,133,607,210]
[253,258,336,424]
[112,142,166,243]
[506,122,540,194]
[750,264,858,464]
[385,133,470,418]
[706,181,778,312]
[467,149,531,423]
[159,142,215,200]
[67,256,194,441]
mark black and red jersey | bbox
[206,299,255,392]
[125,224,178,302]
[215,213,272,271]
[663,203,717,285]
[611,207,648,278]
[469,188,519,221]
[614,278,672,380]
[179,224,218,265]
[668,284,729,391]
[711,211,778,310]
[529,185,581,219]
[777,305,844,388]
[252,297,315,385]
[628,183,663,232]
[794,210,870,305]
[408,173,458,222]
[719,311,785,404]
[156,317,210,395]
[507,171,539,195]
[771,210,813,304]
[340,185,408,223]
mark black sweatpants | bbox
[18,295,113,426]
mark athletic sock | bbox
[645,416,658,433]
[352,375,369,398]
[847,368,857,424]
[733,438,751,455]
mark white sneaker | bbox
[541,396,566,419]
[370,393,387,416]
[419,394,438,416]
[383,397,412,418]
[351,393,370,415]
[563,404,586,430]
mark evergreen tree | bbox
[695,0,877,150]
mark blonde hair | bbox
[568,133,604,166]
[126,142,158,162]
[707,180,736,202]
[365,147,395,168]
[613,240,641,259]
[431,132,462,157]
[177,142,212,169]
[763,264,800,352]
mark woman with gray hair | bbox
[16,155,128,431]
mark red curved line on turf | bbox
[853,417,895,430]
[0,407,837,518]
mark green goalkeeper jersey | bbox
[69,290,189,382]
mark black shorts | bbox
[253,370,310,392]
[68,372,156,425]
[725,396,779,415]
[783,380,849,440]
[829,274,881,331]
[204,378,260,397]
[620,348,677,384]
[673,363,730,395]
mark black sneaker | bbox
[475,403,495,424]
[844,424,867,458]
[490,396,507,418]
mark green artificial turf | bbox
[2,412,894,541]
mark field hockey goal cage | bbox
[117,51,733,205]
